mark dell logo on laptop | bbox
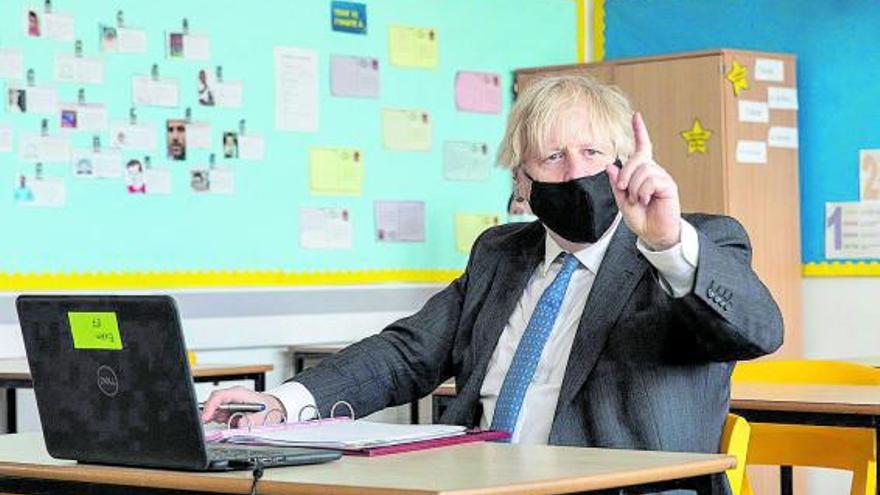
[96,365,119,397]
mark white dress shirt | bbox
[270,215,701,439]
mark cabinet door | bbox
[613,55,727,215]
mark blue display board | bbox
[603,0,880,271]
[0,0,576,286]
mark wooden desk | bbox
[288,342,352,374]
[288,343,421,425]
[0,359,273,434]
[730,382,880,495]
[434,381,880,495]
[0,432,734,494]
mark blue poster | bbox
[331,1,367,34]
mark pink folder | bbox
[342,429,510,457]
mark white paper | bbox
[117,28,148,54]
[187,122,212,149]
[109,122,158,151]
[144,167,172,194]
[738,100,769,123]
[767,87,798,110]
[43,12,75,42]
[0,124,13,152]
[375,201,425,242]
[768,127,799,149]
[132,75,180,108]
[274,46,319,132]
[443,141,491,181]
[0,49,24,80]
[183,34,211,61]
[25,86,59,115]
[825,202,880,259]
[59,103,109,132]
[330,55,380,98]
[216,419,465,449]
[19,134,71,163]
[754,58,785,82]
[22,177,66,207]
[299,207,352,249]
[71,148,122,179]
[209,167,235,194]
[238,135,266,161]
[54,53,105,85]
[736,140,767,164]
[214,80,244,108]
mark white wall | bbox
[802,277,880,495]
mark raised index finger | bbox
[632,112,653,157]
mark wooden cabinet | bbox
[516,50,802,357]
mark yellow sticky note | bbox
[309,147,364,195]
[389,25,438,69]
[455,213,500,253]
[382,108,432,151]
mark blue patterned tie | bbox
[490,253,580,439]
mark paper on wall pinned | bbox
[754,58,785,82]
[274,47,319,132]
[736,140,767,164]
[767,87,798,110]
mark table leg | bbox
[875,420,879,495]
[254,373,266,392]
[294,354,305,374]
[5,388,16,434]
[409,400,419,424]
[780,465,793,495]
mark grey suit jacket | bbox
[294,214,783,494]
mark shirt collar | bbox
[542,213,623,275]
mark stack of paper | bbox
[214,420,466,450]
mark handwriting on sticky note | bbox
[68,312,123,350]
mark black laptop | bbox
[16,295,341,471]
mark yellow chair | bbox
[721,413,752,495]
[732,360,879,495]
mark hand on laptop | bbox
[200,386,286,427]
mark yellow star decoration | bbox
[681,119,712,154]
[726,60,749,96]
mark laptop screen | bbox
[17,295,210,470]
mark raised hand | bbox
[606,112,682,250]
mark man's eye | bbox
[584,148,602,157]
[544,151,564,162]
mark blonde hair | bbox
[496,75,635,169]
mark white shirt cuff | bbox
[267,381,318,422]
[636,219,700,298]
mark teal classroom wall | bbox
[0,1,576,278]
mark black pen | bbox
[198,401,267,413]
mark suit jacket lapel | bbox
[555,223,649,409]
[461,223,545,405]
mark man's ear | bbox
[513,166,528,202]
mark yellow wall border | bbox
[576,0,586,63]
[803,262,880,277]
[0,269,461,291]
[592,0,605,61]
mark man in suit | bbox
[202,76,782,493]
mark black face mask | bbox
[524,159,621,243]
